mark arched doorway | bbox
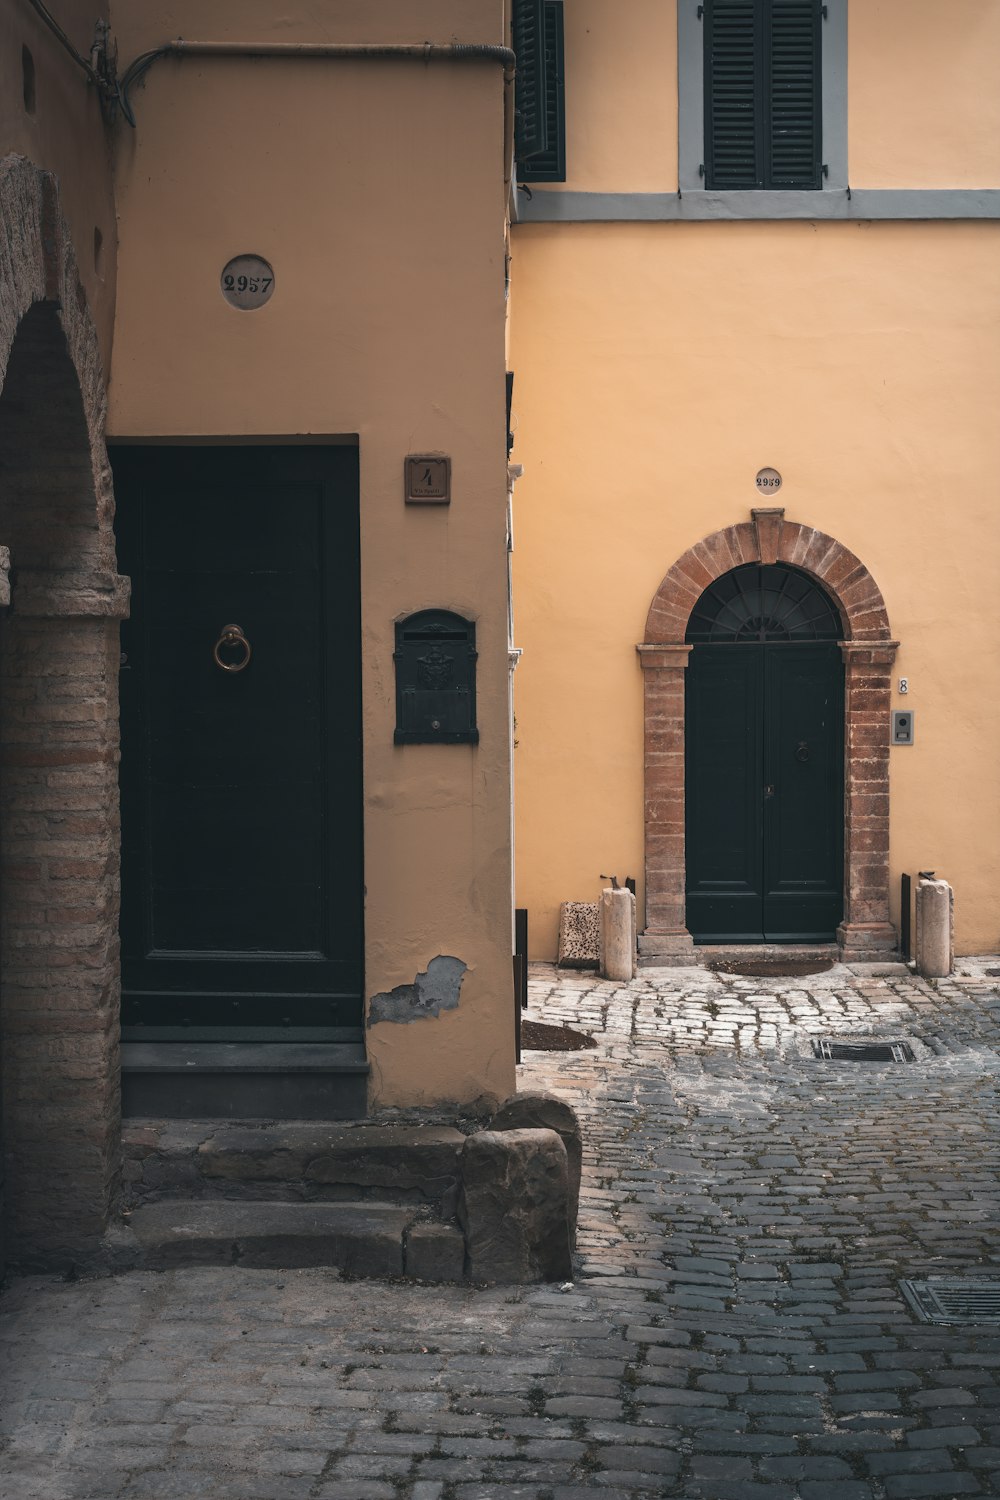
[684,563,844,943]
[637,508,898,963]
[0,155,126,1268]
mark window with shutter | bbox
[513,0,566,184]
[512,0,547,162]
[704,0,822,191]
[519,3,566,183]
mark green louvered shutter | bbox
[519,3,566,182]
[767,0,822,188]
[704,0,821,191]
[512,0,548,162]
[705,0,763,189]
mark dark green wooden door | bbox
[113,446,362,1033]
[684,564,844,943]
[761,646,843,939]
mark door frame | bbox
[637,507,898,962]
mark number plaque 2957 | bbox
[220,254,275,310]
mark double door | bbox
[685,643,843,942]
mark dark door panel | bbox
[685,646,765,941]
[762,646,843,940]
[685,641,843,944]
[114,446,362,1030]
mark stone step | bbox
[120,1200,466,1279]
[123,1119,467,1212]
[120,1042,369,1120]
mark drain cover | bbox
[814,1039,914,1062]
[900,1278,1000,1324]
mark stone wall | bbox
[0,155,125,1269]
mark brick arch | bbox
[644,508,891,644]
[0,155,117,577]
[637,509,898,965]
[0,154,128,1269]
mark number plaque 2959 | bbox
[220,254,275,310]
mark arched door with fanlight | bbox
[684,563,844,943]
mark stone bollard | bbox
[915,876,954,978]
[459,1129,572,1283]
[490,1092,582,1249]
[599,886,636,981]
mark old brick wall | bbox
[0,154,126,1269]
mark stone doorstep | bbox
[117,1200,466,1280]
[120,1042,370,1121]
[638,943,913,974]
[695,943,841,964]
[122,1119,468,1211]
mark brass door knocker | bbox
[213,623,252,673]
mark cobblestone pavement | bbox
[2,957,1000,1499]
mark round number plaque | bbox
[755,467,782,494]
[220,254,275,310]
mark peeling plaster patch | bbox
[368,956,467,1026]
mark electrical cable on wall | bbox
[22,0,117,101]
[118,40,515,131]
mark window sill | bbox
[515,188,1000,224]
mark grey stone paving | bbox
[2,957,1000,1499]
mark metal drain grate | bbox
[900,1278,1000,1324]
[813,1039,914,1062]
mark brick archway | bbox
[0,155,128,1267]
[637,509,898,963]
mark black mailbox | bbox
[394,610,479,744]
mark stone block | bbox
[459,1128,572,1283]
[489,1092,582,1248]
[197,1123,463,1202]
[127,1201,409,1274]
[557,902,599,968]
[404,1220,466,1282]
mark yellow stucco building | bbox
[509,0,1000,961]
[0,0,518,1269]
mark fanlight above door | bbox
[686,564,843,644]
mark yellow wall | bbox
[510,221,1000,956]
[108,2,516,1106]
[543,0,677,193]
[539,0,1000,195]
[850,2,1000,188]
[0,1,116,363]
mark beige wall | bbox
[108,2,515,1106]
[850,1,1000,188]
[510,221,1000,956]
[539,0,1000,194]
[543,0,677,193]
[0,1,116,363]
